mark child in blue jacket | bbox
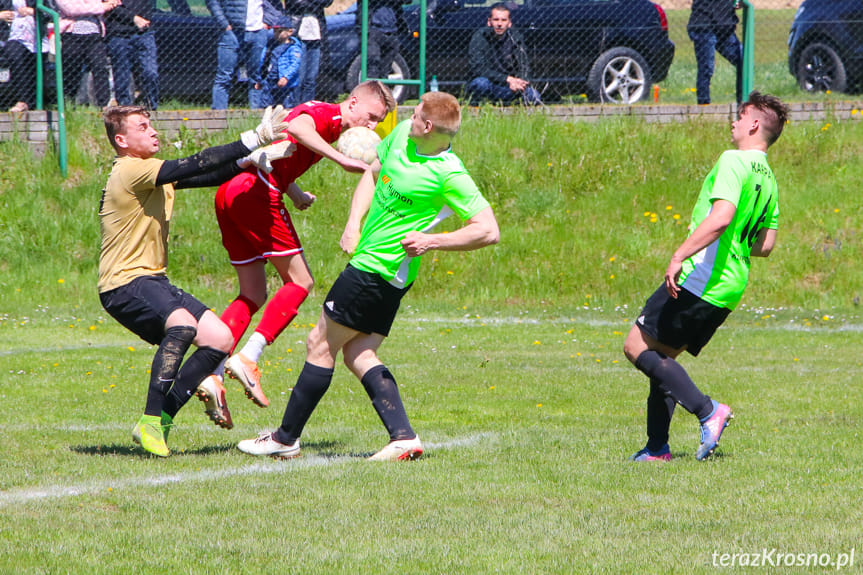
[259,16,305,108]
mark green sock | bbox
[161,411,174,442]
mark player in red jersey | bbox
[195,81,397,428]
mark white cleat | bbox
[368,436,423,461]
[237,431,300,459]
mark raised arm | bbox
[287,114,370,173]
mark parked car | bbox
[406,0,674,103]
[788,0,863,94]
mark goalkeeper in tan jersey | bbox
[98,104,289,457]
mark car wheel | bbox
[797,42,847,93]
[346,53,411,103]
[587,47,652,104]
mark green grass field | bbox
[1,110,863,572]
[2,308,862,573]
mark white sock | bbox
[239,332,268,364]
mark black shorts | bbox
[99,275,210,345]
[323,264,411,336]
[634,284,731,356]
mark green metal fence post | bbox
[740,0,754,102]
[34,0,68,177]
[358,0,426,96]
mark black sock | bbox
[360,364,415,441]
[635,350,713,420]
[276,362,334,445]
[646,377,676,452]
[163,346,228,418]
[144,325,196,417]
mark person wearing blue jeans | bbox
[286,0,332,103]
[109,32,159,109]
[206,0,283,109]
[688,0,742,105]
[105,0,159,109]
[465,3,541,106]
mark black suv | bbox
[788,0,863,94]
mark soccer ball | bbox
[336,127,381,164]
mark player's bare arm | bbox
[287,114,370,173]
[750,227,777,257]
[665,199,736,297]
[401,206,500,257]
[340,159,382,254]
[287,182,316,211]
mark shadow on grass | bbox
[68,439,384,460]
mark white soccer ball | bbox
[336,127,381,164]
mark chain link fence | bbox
[2,0,858,111]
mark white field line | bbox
[0,432,495,508]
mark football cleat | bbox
[225,353,269,407]
[368,436,423,461]
[696,401,734,460]
[196,374,234,429]
[237,431,300,459]
[629,444,672,462]
[132,414,170,457]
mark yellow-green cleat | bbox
[132,414,171,457]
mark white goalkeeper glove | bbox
[240,105,291,150]
[243,139,297,174]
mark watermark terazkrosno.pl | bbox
[712,549,855,570]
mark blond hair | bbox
[419,91,461,136]
[351,80,397,115]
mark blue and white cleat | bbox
[696,401,733,460]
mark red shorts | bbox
[215,170,303,265]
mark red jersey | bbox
[266,101,343,192]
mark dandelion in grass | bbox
[127,346,135,352]
[665,205,672,211]
[834,208,840,213]
[58,279,65,284]
[447,271,454,275]
[533,340,541,345]
[821,123,831,131]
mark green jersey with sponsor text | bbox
[350,120,490,287]
[679,149,779,310]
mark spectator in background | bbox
[1,0,39,112]
[358,0,406,82]
[105,0,159,109]
[206,0,283,109]
[464,2,540,106]
[285,0,332,103]
[55,0,118,107]
[259,15,304,108]
[688,0,742,105]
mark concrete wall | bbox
[1,102,861,156]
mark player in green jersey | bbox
[623,92,789,462]
[237,91,500,461]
